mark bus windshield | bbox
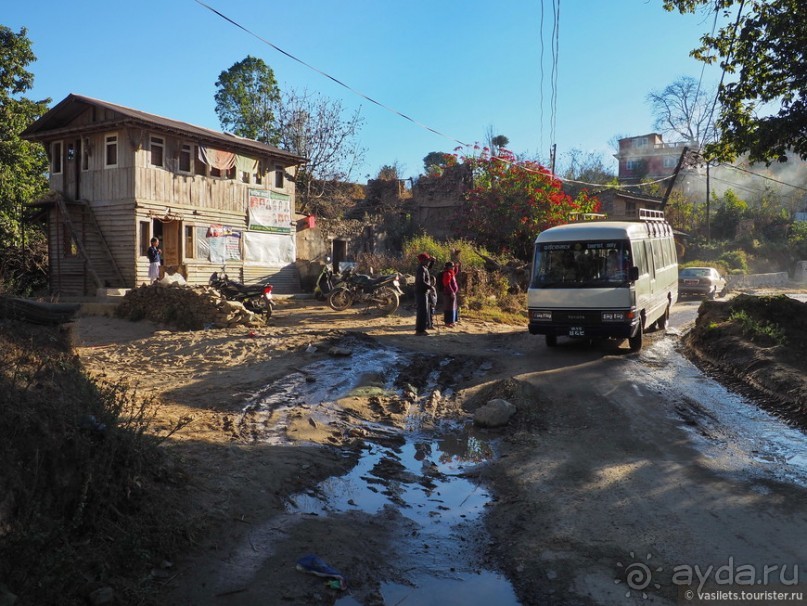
[530,240,632,288]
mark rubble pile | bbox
[115,283,264,330]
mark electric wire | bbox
[539,0,545,155]
[194,0,469,148]
[700,0,746,151]
[722,163,807,193]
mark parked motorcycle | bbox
[209,272,275,319]
[327,267,403,315]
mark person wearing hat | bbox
[441,261,459,327]
[414,252,434,335]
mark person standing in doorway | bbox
[147,237,162,283]
[442,261,459,327]
[415,252,434,335]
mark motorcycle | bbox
[209,272,275,319]
[327,267,403,315]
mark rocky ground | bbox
[44,288,807,604]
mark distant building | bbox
[614,134,690,184]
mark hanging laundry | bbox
[235,154,258,173]
[198,146,236,170]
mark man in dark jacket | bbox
[414,252,434,335]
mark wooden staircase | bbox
[56,197,126,289]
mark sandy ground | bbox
[70,296,807,605]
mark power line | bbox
[194,0,469,149]
[722,163,807,193]
[700,0,746,150]
[539,0,545,155]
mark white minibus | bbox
[527,209,678,352]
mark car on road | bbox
[678,266,727,299]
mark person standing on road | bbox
[415,252,434,335]
[147,237,162,283]
[442,261,459,327]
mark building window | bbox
[227,166,236,180]
[663,156,677,168]
[626,159,639,170]
[254,161,263,185]
[274,164,284,188]
[105,134,118,168]
[210,167,221,178]
[81,137,90,171]
[635,137,648,148]
[194,145,206,176]
[625,201,636,214]
[139,221,150,256]
[150,135,164,167]
[241,171,250,183]
[184,225,195,259]
[179,144,192,173]
[51,141,63,174]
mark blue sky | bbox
[6,1,724,181]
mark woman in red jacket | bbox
[441,261,459,327]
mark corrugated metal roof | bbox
[20,93,306,164]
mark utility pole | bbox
[550,144,557,175]
[661,146,689,209]
[706,161,711,244]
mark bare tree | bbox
[275,88,365,215]
[647,76,716,145]
[560,148,616,184]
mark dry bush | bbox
[0,320,191,605]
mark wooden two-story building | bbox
[21,94,306,296]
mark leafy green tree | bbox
[445,149,601,260]
[423,151,448,174]
[0,26,49,245]
[663,0,807,162]
[711,189,748,240]
[214,55,280,144]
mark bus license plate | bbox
[569,326,585,337]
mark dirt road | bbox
[71,298,807,605]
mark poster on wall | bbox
[195,225,242,264]
[248,189,292,234]
[243,231,296,265]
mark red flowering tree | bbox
[449,148,601,260]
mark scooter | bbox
[209,272,274,319]
[314,257,336,301]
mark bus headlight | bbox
[532,310,552,321]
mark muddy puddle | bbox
[239,340,520,605]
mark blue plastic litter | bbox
[295,554,347,590]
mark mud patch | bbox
[683,294,807,429]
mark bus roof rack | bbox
[568,212,607,222]
[639,208,666,222]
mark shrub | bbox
[718,249,749,273]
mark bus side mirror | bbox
[629,266,640,281]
